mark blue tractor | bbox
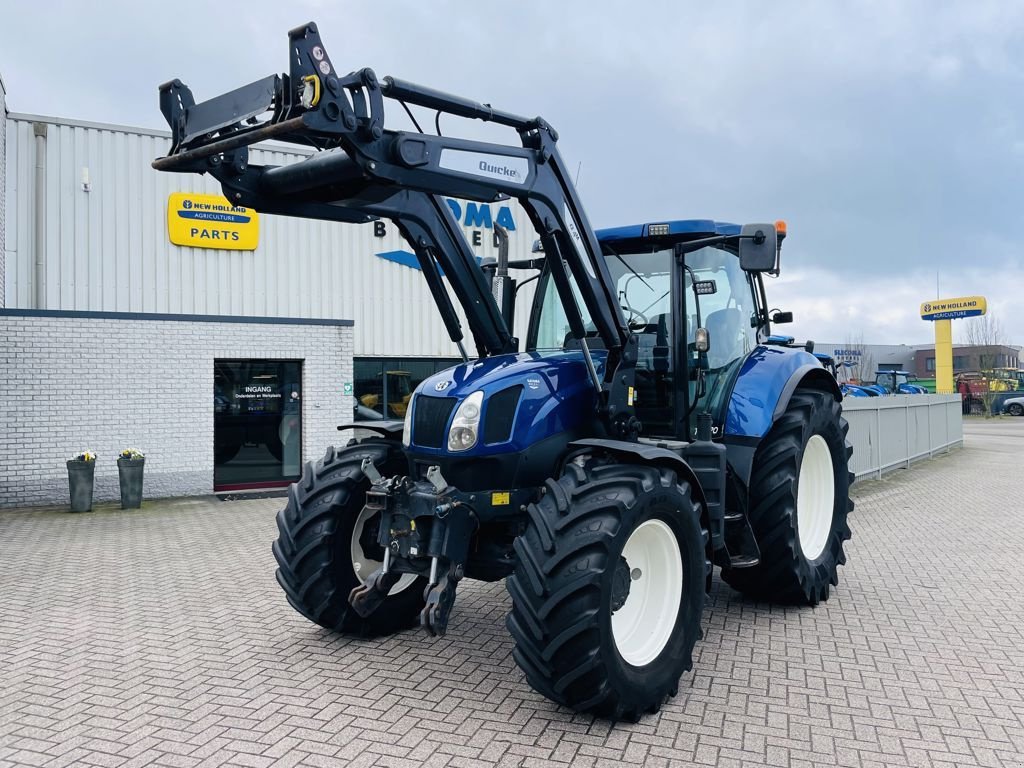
[813,352,876,397]
[870,370,927,395]
[154,23,853,721]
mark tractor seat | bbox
[704,307,742,370]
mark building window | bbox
[354,358,462,419]
[214,360,303,490]
[926,358,935,372]
[952,356,967,371]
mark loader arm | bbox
[153,22,638,432]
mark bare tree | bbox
[841,332,875,383]
[959,313,1005,348]
[957,313,1008,416]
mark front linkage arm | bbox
[153,21,640,437]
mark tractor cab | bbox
[872,370,926,395]
[526,219,788,439]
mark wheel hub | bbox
[610,518,684,667]
[610,557,631,612]
[351,506,417,595]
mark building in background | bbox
[912,345,1020,379]
[811,342,918,382]
[2,101,537,504]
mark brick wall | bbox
[1,74,6,308]
[0,311,353,507]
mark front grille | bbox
[483,385,522,444]
[412,395,457,448]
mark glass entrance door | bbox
[214,360,302,490]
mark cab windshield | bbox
[530,243,760,436]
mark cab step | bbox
[728,554,760,569]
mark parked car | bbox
[1004,396,1024,417]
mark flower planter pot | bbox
[67,460,95,512]
[117,457,145,509]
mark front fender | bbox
[725,346,842,439]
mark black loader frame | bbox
[155,21,646,434]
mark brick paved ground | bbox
[1,421,1023,767]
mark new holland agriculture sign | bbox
[919,296,987,321]
[167,193,259,250]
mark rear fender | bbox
[724,356,842,488]
[772,366,842,421]
[725,347,841,441]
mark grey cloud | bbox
[2,0,1022,341]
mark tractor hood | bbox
[408,350,606,458]
[420,350,606,398]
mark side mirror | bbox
[771,311,793,324]
[739,223,778,272]
[694,327,710,353]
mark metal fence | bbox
[842,394,962,479]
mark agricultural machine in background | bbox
[868,370,927,395]
[153,22,854,720]
[812,353,876,398]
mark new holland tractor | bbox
[154,22,853,720]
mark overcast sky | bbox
[2,0,1022,346]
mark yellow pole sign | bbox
[920,295,986,394]
[167,193,259,250]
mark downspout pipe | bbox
[33,121,46,309]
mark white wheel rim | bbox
[350,507,417,595]
[796,434,835,561]
[611,518,683,667]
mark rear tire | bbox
[1008,403,1023,417]
[272,442,427,637]
[721,389,853,605]
[506,462,708,721]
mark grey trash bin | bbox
[67,460,96,512]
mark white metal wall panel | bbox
[4,115,540,357]
[0,75,6,307]
[842,394,962,478]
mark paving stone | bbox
[1,424,1022,767]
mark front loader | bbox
[154,22,853,721]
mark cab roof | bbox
[595,219,740,252]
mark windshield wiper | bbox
[606,246,652,291]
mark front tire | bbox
[272,442,427,637]
[506,463,708,721]
[722,389,853,605]
[1008,403,1024,417]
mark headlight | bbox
[402,395,414,447]
[447,391,483,452]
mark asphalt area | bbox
[1,418,1022,767]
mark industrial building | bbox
[2,79,1017,507]
[0,81,537,505]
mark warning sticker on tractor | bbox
[167,193,259,251]
[491,492,511,506]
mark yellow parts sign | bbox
[919,296,986,321]
[167,193,259,250]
